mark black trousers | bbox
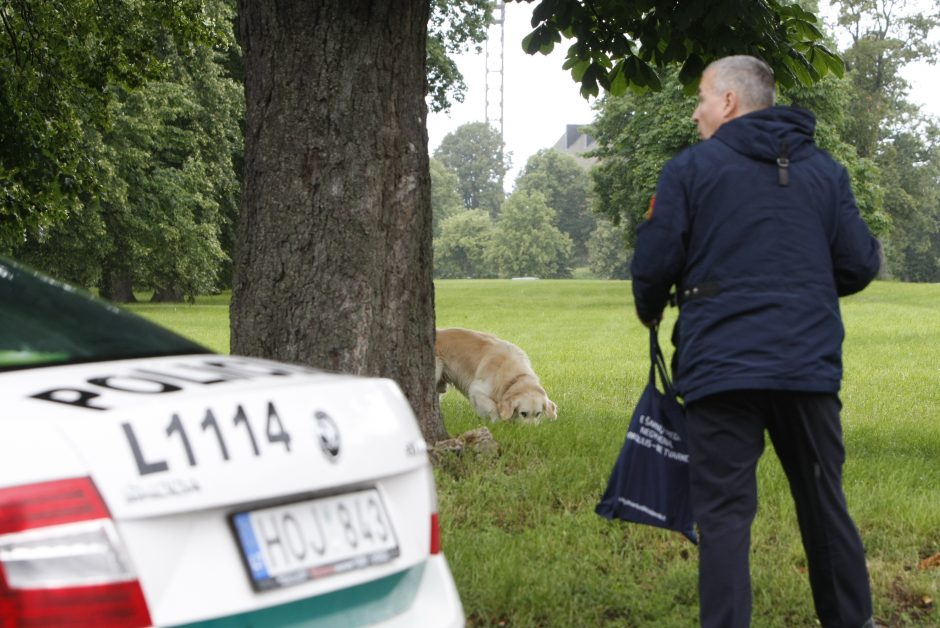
[686,390,873,628]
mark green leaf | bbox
[808,48,828,77]
[582,62,600,85]
[792,40,812,53]
[786,18,823,42]
[562,42,585,68]
[623,55,639,81]
[637,61,662,91]
[816,46,845,77]
[608,60,628,97]
[537,26,562,54]
[597,67,611,91]
[531,0,558,26]
[785,3,818,22]
[522,31,541,55]
[663,38,687,64]
[562,54,580,71]
[775,65,796,90]
[522,25,553,55]
[783,53,819,87]
[580,64,600,98]
[678,53,705,85]
[554,0,575,30]
[569,58,591,82]
[581,78,600,99]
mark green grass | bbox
[130,280,940,627]
[128,293,231,354]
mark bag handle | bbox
[649,326,676,396]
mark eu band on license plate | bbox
[231,488,400,591]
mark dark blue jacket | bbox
[631,106,881,403]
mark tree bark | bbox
[233,1,446,442]
[151,285,185,303]
[100,266,136,303]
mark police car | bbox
[0,257,464,627]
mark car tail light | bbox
[426,469,442,555]
[430,513,442,555]
[0,477,151,627]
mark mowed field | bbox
[131,279,940,627]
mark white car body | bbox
[0,261,463,627]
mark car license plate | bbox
[231,488,400,591]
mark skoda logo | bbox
[314,410,341,461]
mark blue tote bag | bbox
[595,326,697,544]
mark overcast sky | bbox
[426,3,596,191]
[426,2,939,193]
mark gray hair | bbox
[706,55,776,111]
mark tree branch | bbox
[0,1,22,66]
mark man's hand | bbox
[636,307,662,328]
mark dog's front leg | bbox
[468,383,499,421]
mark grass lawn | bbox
[129,292,231,354]
[130,279,940,627]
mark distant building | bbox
[552,124,598,168]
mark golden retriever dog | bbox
[435,328,557,423]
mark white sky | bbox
[426,3,596,191]
[426,2,940,192]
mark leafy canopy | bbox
[434,122,510,217]
[7,0,242,300]
[487,190,573,278]
[427,0,493,112]
[587,217,631,279]
[434,209,496,278]
[430,157,467,237]
[830,0,940,280]
[513,0,844,97]
[514,148,595,263]
[0,0,230,250]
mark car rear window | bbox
[0,258,210,371]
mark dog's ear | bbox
[497,398,515,420]
[546,399,557,420]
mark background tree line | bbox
[433,0,940,284]
[0,0,492,301]
[5,0,937,302]
[431,122,627,280]
[0,0,245,300]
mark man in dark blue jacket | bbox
[631,55,881,628]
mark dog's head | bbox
[497,386,558,423]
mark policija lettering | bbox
[28,358,314,411]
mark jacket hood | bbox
[713,106,817,163]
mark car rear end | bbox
[0,355,463,627]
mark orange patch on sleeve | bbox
[645,195,656,220]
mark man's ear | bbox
[723,89,739,120]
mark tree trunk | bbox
[233,0,446,443]
[151,285,185,303]
[100,266,136,303]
